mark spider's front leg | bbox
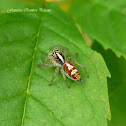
[38,56,52,67]
[72,61,89,78]
[49,67,60,86]
[49,45,69,56]
[41,57,50,63]
[66,53,78,61]
[37,64,53,67]
[60,68,70,88]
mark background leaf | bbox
[0,3,110,126]
[69,0,126,59]
[92,42,126,126]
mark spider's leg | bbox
[66,53,78,61]
[63,47,69,56]
[49,45,69,56]
[72,61,89,78]
[49,67,60,86]
[37,64,53,67]
[49,45,63,51]
[60,68,70,88]
[41,57,50,63]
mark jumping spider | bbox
[38,45,89,88]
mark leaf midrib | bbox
[21,14,43,126]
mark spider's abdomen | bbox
[63,62,82,82]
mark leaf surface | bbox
[0,3,110,126]
[92,42,126,126]
[70,0,126,59]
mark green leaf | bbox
[69,0,126,59]
[92,42,126,126]
[0,3,110,126]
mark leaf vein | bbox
[21,14,43,126]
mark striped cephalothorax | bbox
[51,49,65,65]
[38,46,89,88]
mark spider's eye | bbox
[52,52,56,57]
[51,52,54,55]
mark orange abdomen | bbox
[63,62,81,81]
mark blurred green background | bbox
[0,0,126,126]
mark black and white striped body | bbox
[50,49,65,66]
